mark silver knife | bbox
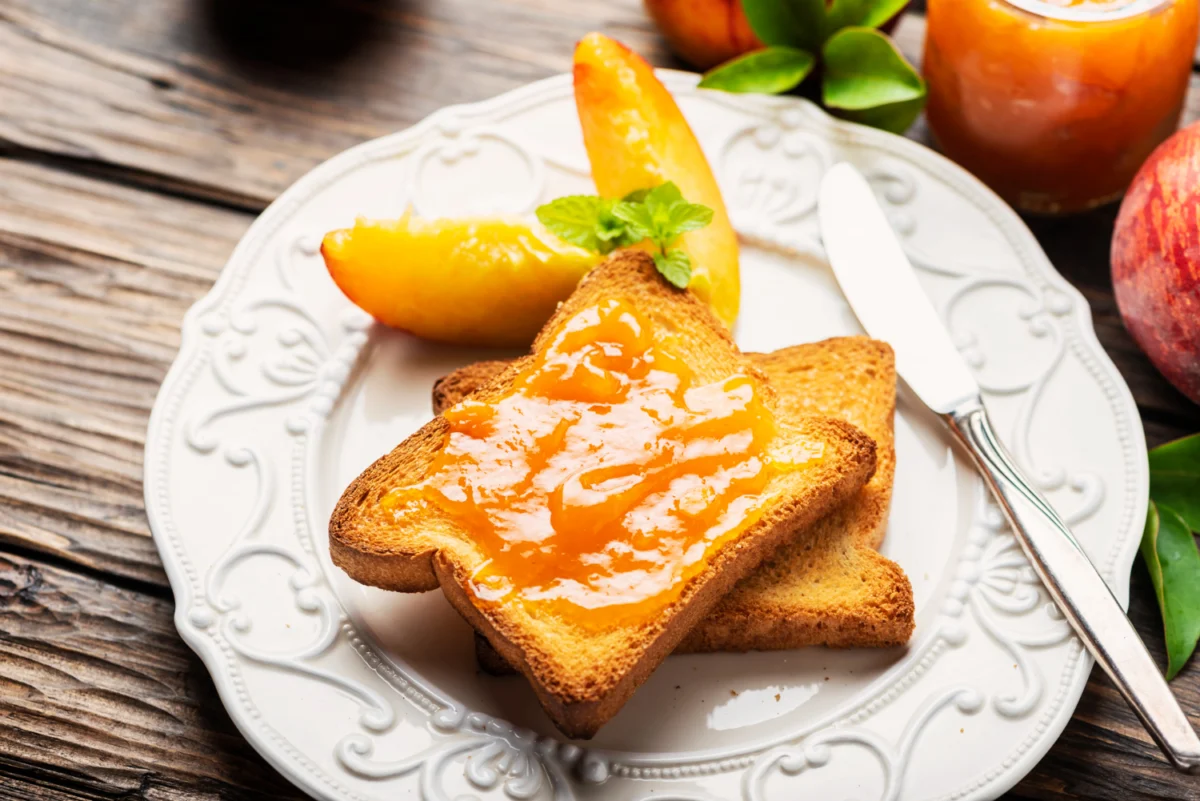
[818,161,1200,773]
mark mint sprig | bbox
[534,195,639,255]
[697,0,924,135]
[536,182,713,289]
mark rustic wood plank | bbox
[0,548,306,800]
[0,158,250,586]
[0,0,672,210]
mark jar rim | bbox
[1001,0,1172,22]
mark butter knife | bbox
[817,161,1200,773]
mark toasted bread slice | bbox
[435,337,912,668]
[330,252,876,738]
[678,339,909,651]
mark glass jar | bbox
[924,0,1199,214]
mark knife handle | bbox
[944,396,1200,773]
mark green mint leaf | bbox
[536,195,607,252]
[641,182,691,249]
[614,182,714,250]
[821,27,925,134]
[741,0,827,51]
[1150,433,1200,532]
[859,0,909,28]
[622,188,651,204]
[698,47,815,95]
[595,200,640,253]
[594,216,624,243]
[1142,502,1200,680]
[653,249,692,289]
[652,184,714,240]
[536,196,639,254]
[665,202,714,237]
[612,200,658,244]
[643,181,684,209]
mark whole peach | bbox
[644,0,761,70]
[1112,121,1200,404]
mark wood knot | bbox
[0,562,45,607]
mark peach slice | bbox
[574,32,741,328]
[322,213,600,347]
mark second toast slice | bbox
[329,251,876,738]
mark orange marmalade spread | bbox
[383,299,819,627]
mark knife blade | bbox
[817,161,1200,773]
[817,163,976,414]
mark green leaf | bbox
[1142,502,1200,679]
[643,182,686,247]
[618,182,675,247]
[617,182,715,249]
[698,47,815,95]
[611,200,658,243]
[821,27,926,134]
[664,202,714,236]
[823,0,868,35]
[741,0,827,51]
[822,0,906,36]
[1150,433,1200,532]
[621,188,651,204]
[535,195,639,254]
[643,181,684,209]
[653,249,693,289]
[535,195,608,251]
[859,0,909,28]
[835,93,924,135]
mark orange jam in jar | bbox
[383,299,819,627]
[924,0,1199,214]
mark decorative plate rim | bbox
[144,69,1149,801]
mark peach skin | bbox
[645,0,761,70]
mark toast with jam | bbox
[328,251,876,739]
[442,338,912,674]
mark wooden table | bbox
[1,2,1198,798]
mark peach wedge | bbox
[574,32,741,328]
[322,214,600,347]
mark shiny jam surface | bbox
[384,299,815,627]
[924,0,1199,214]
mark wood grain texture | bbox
[0,0,673,210]
[0,549,306,800]
[0,158,249,586]
[0,0,1199,798]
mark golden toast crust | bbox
[330,252,876,737]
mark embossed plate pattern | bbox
[145,72,1147,801]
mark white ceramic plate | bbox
[145,72,1147,801]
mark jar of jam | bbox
[924,0,1199,214]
